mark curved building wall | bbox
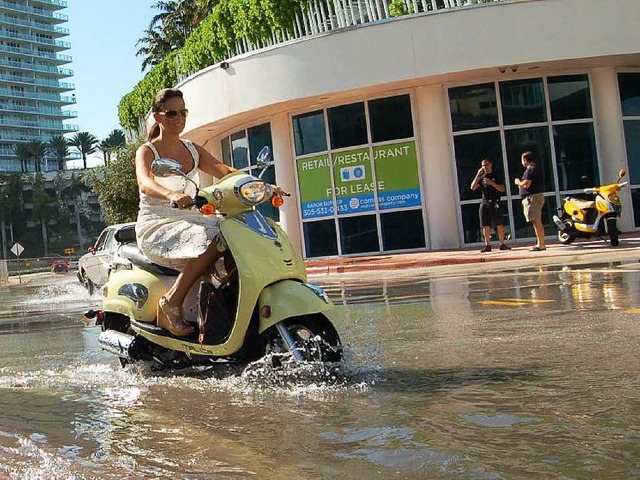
[174,0,640,257]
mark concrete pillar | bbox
[414,85,461,249]
[271,112,303,253]
[590,67,632,231]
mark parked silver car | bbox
[78,222,136,294]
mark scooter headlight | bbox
[608,192,620,204]
[237,180,272,205]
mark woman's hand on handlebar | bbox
[168,192,194,209]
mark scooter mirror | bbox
[619,168,627,178]
[255,146,271,170]
[152,158,182,177]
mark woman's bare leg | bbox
[164,241,222,308]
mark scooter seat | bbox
[118,244,180,277]
[566,198,596,210]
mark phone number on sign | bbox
[303,207,335,217]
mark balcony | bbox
[0,117,77,131]
[29,0,68,9]
[0,14,70,37]
[0,88,75,104]
[0,44,71,63]
[0,1,68,23]
[0,103,77,117]
[0,73,74,90]
[0,58,73,77]
[0,29,71,50]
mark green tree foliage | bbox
[85,140,141,224]
[69,132,99,170]
[119,0,300,131]
[48,134,70,171]
[12,144,31,173]
[98,129,127,165]
[26,141,48,173]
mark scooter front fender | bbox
[258,280,333,333]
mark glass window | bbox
[449,83,498,132]
[248,123,278,221]
[552,123,598,191]
[293,111,327,156]
[504,127,553,193]
[548,75,592,121]
[221,136,232,166]
[247,123,272,168]
[328,102,368,149]
[624,120,640,185]
[510,195,557,240]
[231,131,249,170]
[630,188,640,227]
[381,210,425,250]
[453,131,503,201]
[499,78,546,125]
[304,220,338,258]
[618,73,640,117]
[369,94,414,143]
[461,203,482,244]
[339,215,379,254]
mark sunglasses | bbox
[159,108,189,118]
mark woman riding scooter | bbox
[135,88,236,337]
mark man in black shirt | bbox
[471,158,511,253]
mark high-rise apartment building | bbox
[0,0,77,173]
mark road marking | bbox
[478,298,555,307]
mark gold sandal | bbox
[157,296,194,337]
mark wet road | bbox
[0,261,639,479]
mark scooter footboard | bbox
[257,280,333,333]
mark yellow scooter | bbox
[553,169,627,247]
[85,147,341,370]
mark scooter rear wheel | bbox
[558,230,576,245]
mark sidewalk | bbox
[304,234,640,276]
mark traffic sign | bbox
[10,242,24,257]
[65,248,74,255]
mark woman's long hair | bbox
[147,88,184,141]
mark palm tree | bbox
[29,173,53,257]
[62,173,89,250]
[48,134,70,171]
[0,173,23,259]
[26,140,48,173]
[68,132,98,170]
[13,143,31,173]
[136,0,217,71]
[98,129,126,166]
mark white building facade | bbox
[174,0,640,258]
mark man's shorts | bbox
[479,200,503,227]
[522,193,545,222]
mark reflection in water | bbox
[0,263,640,478]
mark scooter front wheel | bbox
[269,314,342,364]
[606,218,619,247]
[558,229,576,245]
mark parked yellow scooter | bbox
[553,168,627,247]
[85,147,341,370]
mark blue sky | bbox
[65,0,156,156]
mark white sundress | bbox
[135,140,222,270]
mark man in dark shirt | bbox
[471,158,510,253]
[514,151,546,251]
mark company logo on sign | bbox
[341,166,365,182]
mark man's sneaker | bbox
[499,244,511,251]
[480,245,491,253]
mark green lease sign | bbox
[373,141,421,210]
[331,147,376,214]
[296,154,334,219]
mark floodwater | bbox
[1,261,640,479]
